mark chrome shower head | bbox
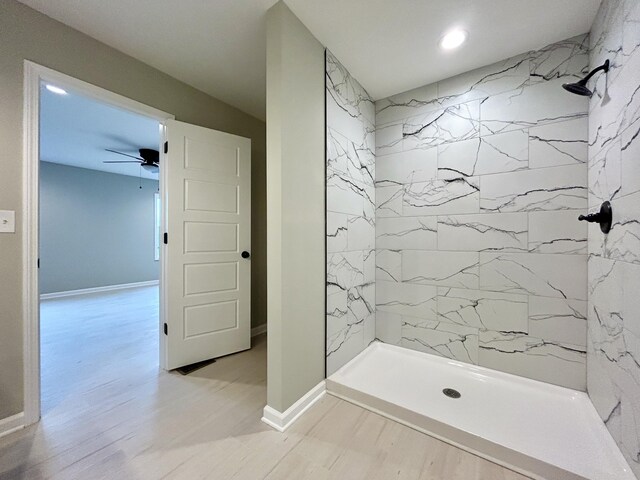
[562,59,610,97]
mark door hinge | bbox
[163,232,168,244]
[164,323,168,335]
[164,141,168,154]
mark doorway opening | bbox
[38,82,163,415]
[23,62,253,426]
[23,62,174,424]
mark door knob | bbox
[241,251,250,259]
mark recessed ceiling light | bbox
[45,84,67,95]
[440,29,468,50]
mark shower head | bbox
[562,59,610,97]
[562,79,593,96]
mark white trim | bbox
[40,280,159,300]
[261,380,326,432]
[251,323,267,337]
[23,60,174,427]
[0,413,25,439]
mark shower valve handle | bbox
[578,212,602,222]
[578,201,612,234]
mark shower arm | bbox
[580,59,610,85]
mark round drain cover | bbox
[443,388,461,399]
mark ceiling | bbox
[20,0,601,121]
[40,84,161,180]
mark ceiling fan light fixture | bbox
[141,163,159,173]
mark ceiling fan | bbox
[103,148,159,172]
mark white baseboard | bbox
[262,380,326,432]
[251,323,267,337]
[0,412,25,439]
[40,280,159,300]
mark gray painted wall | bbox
[0,0,266,420]
[266,1,326,413]
[40,162,159,294]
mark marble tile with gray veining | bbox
[327,212,349,253]
[529,34,590,84]
[376,280,437,321]
[437,213,527,252]
[587,254,640,475]
[437,129,528,179]
[328,251,365,291]
[529,296,587,347]
[402,319,479,364]
[437,53,530,106]
[403,100,481,151]
[375,83,439,126]
[376,122,404,157]
[326,279,366,376]
[327,127,374,187]
[369,35,596,393]
[589,21,640,155]
[375,147,437,186]
[376,249,401,283]
[375,311,401,345]
[326,47,376,378]
[528,210,588,254]
[437,287,528,333]
[480,164,587,213]
[376,185,403,217]
[347,215,375,252]
[587,8,640,468]
[402,250,479,289]
[404,177,480,215]
[529,117,588,169]
[605,191,640,265]
[588,137,622,207]
[326,50,375,128]
[480,78,588,136]
[479,330,586,390]
[620,120,640,198]
[376,216,437,250]
[479,252,587,300]
[327,169,369,216]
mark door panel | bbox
[164,119,251,370]
[184,222,238,253]
[184,179,238,213]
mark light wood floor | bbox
[0,286,529,480]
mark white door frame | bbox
[22,60,174,426]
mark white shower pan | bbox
[327,342,634,480]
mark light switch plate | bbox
[0,210,16,233]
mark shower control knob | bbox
[578,201,612,234]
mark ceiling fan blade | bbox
[105,148,143,161]
[103,160,142,164]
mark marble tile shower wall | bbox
[585,0,640,476]
[374,35,591,390]
[326,51,376,376]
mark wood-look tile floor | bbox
[0,286,530,479]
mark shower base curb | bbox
[327,341,634,480]
[327,381,573,480]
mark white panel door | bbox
[163,119,251,370]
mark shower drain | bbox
[442,388,461,399]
